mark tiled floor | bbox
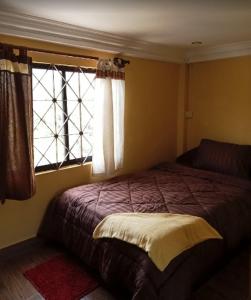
[0,239,115,300]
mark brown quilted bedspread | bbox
[40,163,251,300]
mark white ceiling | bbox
[1,0,251,48]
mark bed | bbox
[40,139,251,299]
[192,244,251,300]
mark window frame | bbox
[32,62,96,172]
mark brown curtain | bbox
[0,45,35,201]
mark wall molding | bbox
[0,11,185,63]
[1,10,251,64]
[186,40,251,63]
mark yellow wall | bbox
[0,34,180,249]
[186,56,251,150]
[2,35,251,249]
[176,64,189,156]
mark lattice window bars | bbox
[32,63,96,171]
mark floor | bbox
[1,238,250,300]
[0,239,115,300]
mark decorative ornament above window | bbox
[96,57,129,80]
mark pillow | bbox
[176,147,198,167]
[194,139,251,178]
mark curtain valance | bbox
[96,58,125,80]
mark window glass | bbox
[32,64,96,171]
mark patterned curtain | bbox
[0,45,35,202]
[92,58,125,176]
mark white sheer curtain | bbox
[92,59,125,176]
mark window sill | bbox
[35,162,92,176]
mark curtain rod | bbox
[0,43,130,65]
[0,42,99,61]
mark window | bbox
[32,63,96,171]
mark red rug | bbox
[24,255,99,300]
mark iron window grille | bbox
[32,63,96,172]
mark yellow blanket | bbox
[93,213,222,271]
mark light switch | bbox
[185,111,193,119]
